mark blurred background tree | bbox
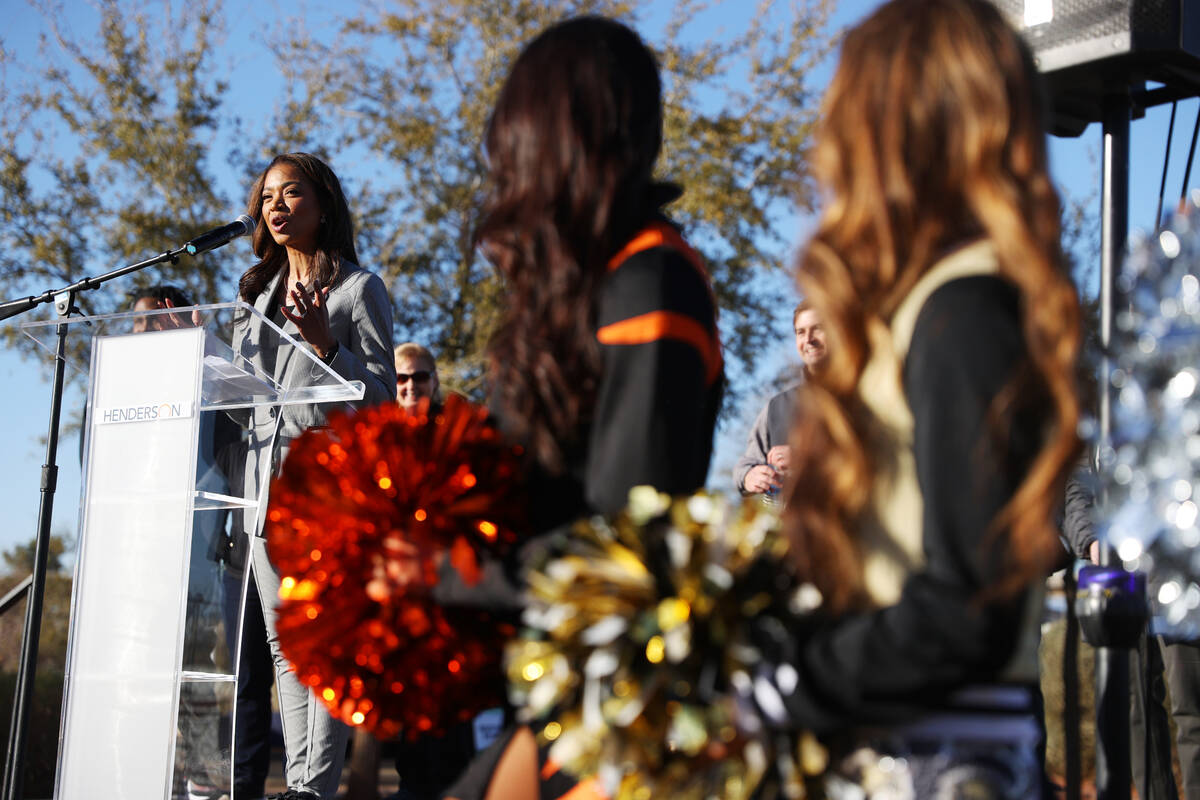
[0,532,73,673]
[0,533,73,797]
[250,0,832,403]
[1,0,833,411]
[0,0,239,373]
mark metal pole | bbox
[2,305,71,800]
[1095,89,1132,800]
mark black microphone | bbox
[184,214,255,256]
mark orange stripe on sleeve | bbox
[553,777,609,800]
[596,310,721,385]
[606,221,706,281]
[540,759,609,800]
[607,227,667,270]
[604,221,705,278]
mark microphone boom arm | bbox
[0,245,189,324]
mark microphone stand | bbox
[1,245,188,800]
[1092,87,1135,800]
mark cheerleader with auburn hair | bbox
[772,0,1081,795]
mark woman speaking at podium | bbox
[231,152,396,800]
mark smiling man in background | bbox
[734,301,827,498]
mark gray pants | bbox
[1165,640,1200,800]
[251,535,348,799]
[1132,637,1200,800]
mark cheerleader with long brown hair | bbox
[437,15,724,800]
[768,0,1081,794]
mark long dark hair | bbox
[785,0,1080,611]
[480,15,670,472]
[238,152,359,301]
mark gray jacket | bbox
[231,263,396,536]
[733,384,800,494]
[1060,467,1098,559]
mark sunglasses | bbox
[397,370,432,384]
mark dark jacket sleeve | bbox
[583,245,721,514]
[435,245,721,608]
[774,277,1042,733]
[1060,467,1098,558]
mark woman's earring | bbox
[320,215,327,225]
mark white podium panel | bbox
[16,302,367,800]
[59,328,203,800]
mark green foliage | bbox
[1,0,833,411]
[0,540,72,799]
[0,0,238,373]
[1,535,74,673]
[0,669,66,798]
[2,533,70,575]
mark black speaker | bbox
[990,0,1200,135]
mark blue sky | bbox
[0,0,1196,562]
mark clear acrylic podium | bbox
[20,301,365,800]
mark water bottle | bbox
[763,466,782,508]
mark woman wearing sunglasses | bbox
[394,342,441,412]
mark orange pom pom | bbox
[265,395,525,738]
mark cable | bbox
[1156,101,1177,229]
[1180,99,1200,208]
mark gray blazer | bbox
[733,383,800,494]
[231,262,396,535]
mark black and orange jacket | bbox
[582,218,723,515]
[434,219,723,611]
[438,219,724,800]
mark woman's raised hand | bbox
[281,280,336,360]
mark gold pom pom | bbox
[508,489,827,799]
